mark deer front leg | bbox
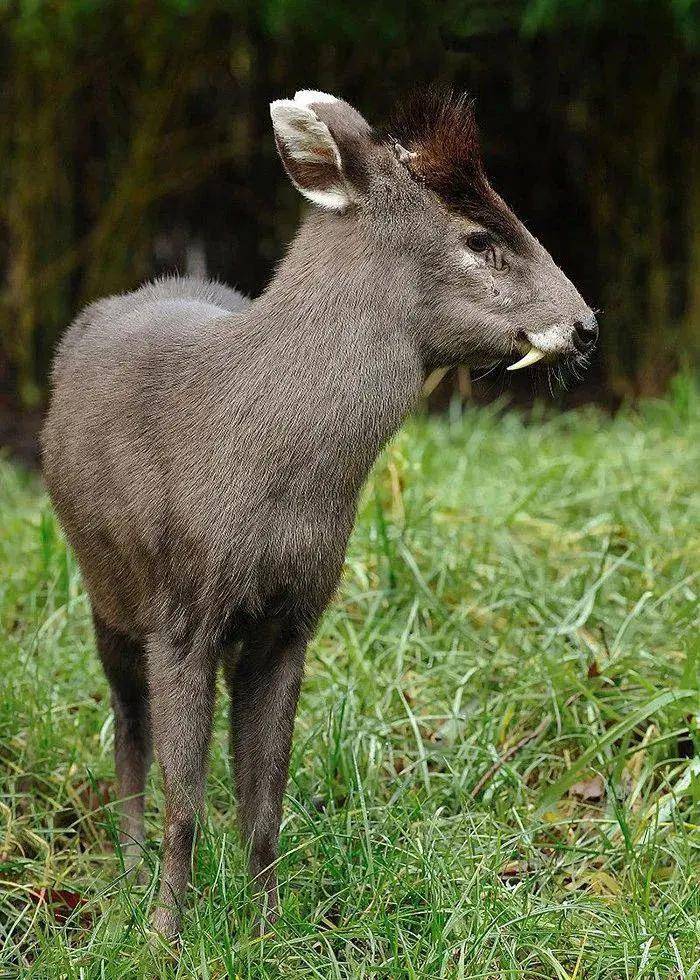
[146,630,217,939]
[224,628,306,923]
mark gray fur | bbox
[41,92,595,937]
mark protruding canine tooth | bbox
[507,346,546,371]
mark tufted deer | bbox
[41,88,597,937]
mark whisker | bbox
[471,361,502,383]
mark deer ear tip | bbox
[294,89,339,108]
[270,99,316,136]
[270,92,339,124]
[270,98,295,119]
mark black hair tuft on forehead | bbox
[382,87,528,252]
[387,87,482,177]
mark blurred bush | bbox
[0,0,698,420]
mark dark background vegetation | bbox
[1,0,698,460]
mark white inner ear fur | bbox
[302,185,351,211]
[270,100,341,168]
[270,98,350,211]
[294,89,339,107]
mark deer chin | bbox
[506,343,547,371]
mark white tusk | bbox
[507,345,547,371]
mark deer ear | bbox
[270,97,351,211]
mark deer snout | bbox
[572,312,599,352]
[508,309,598,372]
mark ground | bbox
[1,377,699,978]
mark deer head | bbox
[270,88,597,378]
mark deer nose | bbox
[572,313,598,352]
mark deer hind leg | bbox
[146,626,217,939]
[93,612,152,876]
[223,624,306,923]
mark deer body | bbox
[42,89,596,937]
[43,232,424,935]
[46,234,422,640]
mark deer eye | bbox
[465,231,493,253]
[462,230,509,272]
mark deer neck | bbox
[252,212,425,461]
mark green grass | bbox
[1,377,699,978]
